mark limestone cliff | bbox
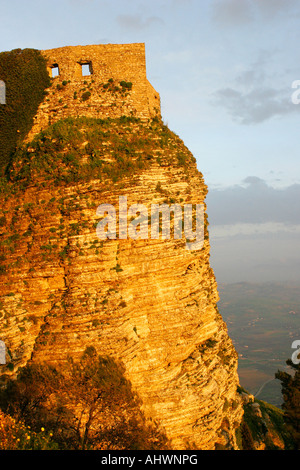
[0,44,244,450]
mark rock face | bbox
[0,44,243,450]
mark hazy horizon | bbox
[207,177,300,283]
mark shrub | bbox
[81,91,91,102]
[4,115,194,191]
[0,410,58,450]
[0,348,170,450]
[120,81,132,90]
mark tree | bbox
[0,347,170,450]
[240,421,255,450]
[275,358,300,449]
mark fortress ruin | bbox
[26,43,160,141]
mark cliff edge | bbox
[0,44,244,449]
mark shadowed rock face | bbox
[0,45,243,450]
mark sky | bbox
[0,0,300,283]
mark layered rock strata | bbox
[0,43,243,449]
[0,116,243,449]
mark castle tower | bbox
[26,43,160,141]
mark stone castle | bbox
[26,43,160,141]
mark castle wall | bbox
[26,43,160,141]
[44,43,148,83]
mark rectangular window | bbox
[81,63,92,76]
[51,65,59,78]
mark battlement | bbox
[26,43,160,141]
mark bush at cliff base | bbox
[0,410,58,450]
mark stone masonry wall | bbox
[26,43,160,141]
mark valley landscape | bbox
[218,282,300,407]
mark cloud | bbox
[206,178,300,226]
[212,48,300,124]
[117,14,164,31]
[212,0,254,27]
[252,0,298,19]
[209,234,300,282]
[213,84,297,124]
[211,0,299,27]
[206,177,300,282]
[210,222,300,241]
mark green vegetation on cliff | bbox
[0,115,202,286]
[5,116,197,190]
[239,399,295,450]
[235,379,298,450]
[0,48,50,173]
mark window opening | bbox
[51,65,59,78]
[81,63,92,76]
